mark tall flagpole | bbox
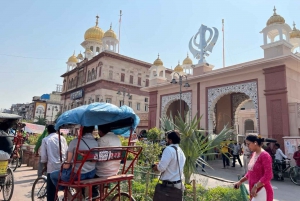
[118,10,122,54]
[222,19,225,68]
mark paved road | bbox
[194,157,299,201]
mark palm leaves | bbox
[160,113,233,183]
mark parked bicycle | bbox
[273,159,300,185]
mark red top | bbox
[245,151,273,201]
[293,150,300,167]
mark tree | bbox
[160,113,233,184]
[146,127,162,142]
[34,116,47,125]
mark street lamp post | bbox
[170,73,190,116]
[48,105,58,124]
[117,87,131,106]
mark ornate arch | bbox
[207,81,258,133]
[161,92,192,120]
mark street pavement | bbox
[193,157,299,201]
[2,158,299,201]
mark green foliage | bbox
[199,186,244,201]
[34,116,47,125]
[65,136,75,145]
[160,113,233,183]
[28,134,40,145]
[136,141,162,166]
[146,127,162,142]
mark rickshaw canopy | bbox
[55,103,140,137]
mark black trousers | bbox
[47,173,56,201]
[222,153,230,167]
[232,154,243,167]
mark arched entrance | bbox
[207,81,258,134]
[161,91,192,122]
[166,100,189,121]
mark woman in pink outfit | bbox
[233,135,273,201]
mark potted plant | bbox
[28,135,39,152]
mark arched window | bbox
[91,68,96,80]
[98,62,103,77]
[87,71,91,82]
[96,47,100,52]
[71,78,74,89]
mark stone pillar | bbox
[148,91,158,129]
[264,65,289,147]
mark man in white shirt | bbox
[92,125,121,199]
[274,143,287,161]
[232,142,243,167]
[152,130,186,191]
[241,140,251,174]
[40,125,68,201]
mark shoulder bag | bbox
[153,146,183,201]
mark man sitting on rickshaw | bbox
[92,125,122,200]
[50,126,98,190]
[0,129,13,161]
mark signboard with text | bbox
[71,89,84,100]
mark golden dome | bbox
[84,16,104,41]
[104,24,117,39]
[267,7,285,26]
[290,22,300,39]
[182,53,193,65]
[153,54,163,66]
[174,62,183,72]
[68,52,78,63]
[77,52,84,60]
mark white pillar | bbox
[263,33,267,45]
[279,28,283,40]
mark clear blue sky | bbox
[0,0,299,109]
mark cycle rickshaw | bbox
[32,103,142,201]
[0,113,21,201]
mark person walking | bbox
[152,130,186,191]
[220,140,230,169]
[233,135,273,201]
[241,140,251,175]
[40,125,68,201]
[34,129,48,177]
[232,141,243,167]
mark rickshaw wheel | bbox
[10,158,19,172]
[31,176,47,201]
[111,192,136,201]
[2,168,14,201]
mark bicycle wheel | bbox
[18,150,23,167]
[31,176,47,201]
[3,168,14,201]
[111,192,136,201]
[9,158,19,172]
[290,166,300,185]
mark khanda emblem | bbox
[189,24,219,64]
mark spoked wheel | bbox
[9,158,19,172]
[31,176,47,201]
[18,150,23,167]
[111,192,136,201]
[290,166,300,185]
[2,168,14,201]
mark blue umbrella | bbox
[55,102,140,137]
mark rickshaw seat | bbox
[79,174,134,185]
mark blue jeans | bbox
[50,166,96,190]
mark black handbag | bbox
[153,146,183,201]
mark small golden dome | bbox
[290,22,300,39]
[153,54,163,66]
[77,52,84,60]
[85,48,93,54]
[174,62,183,72]
[267,6,285,26]
[68,52,78,63]
[182,53,193,65]
[84,16,104,41]
[104,24,117,39]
